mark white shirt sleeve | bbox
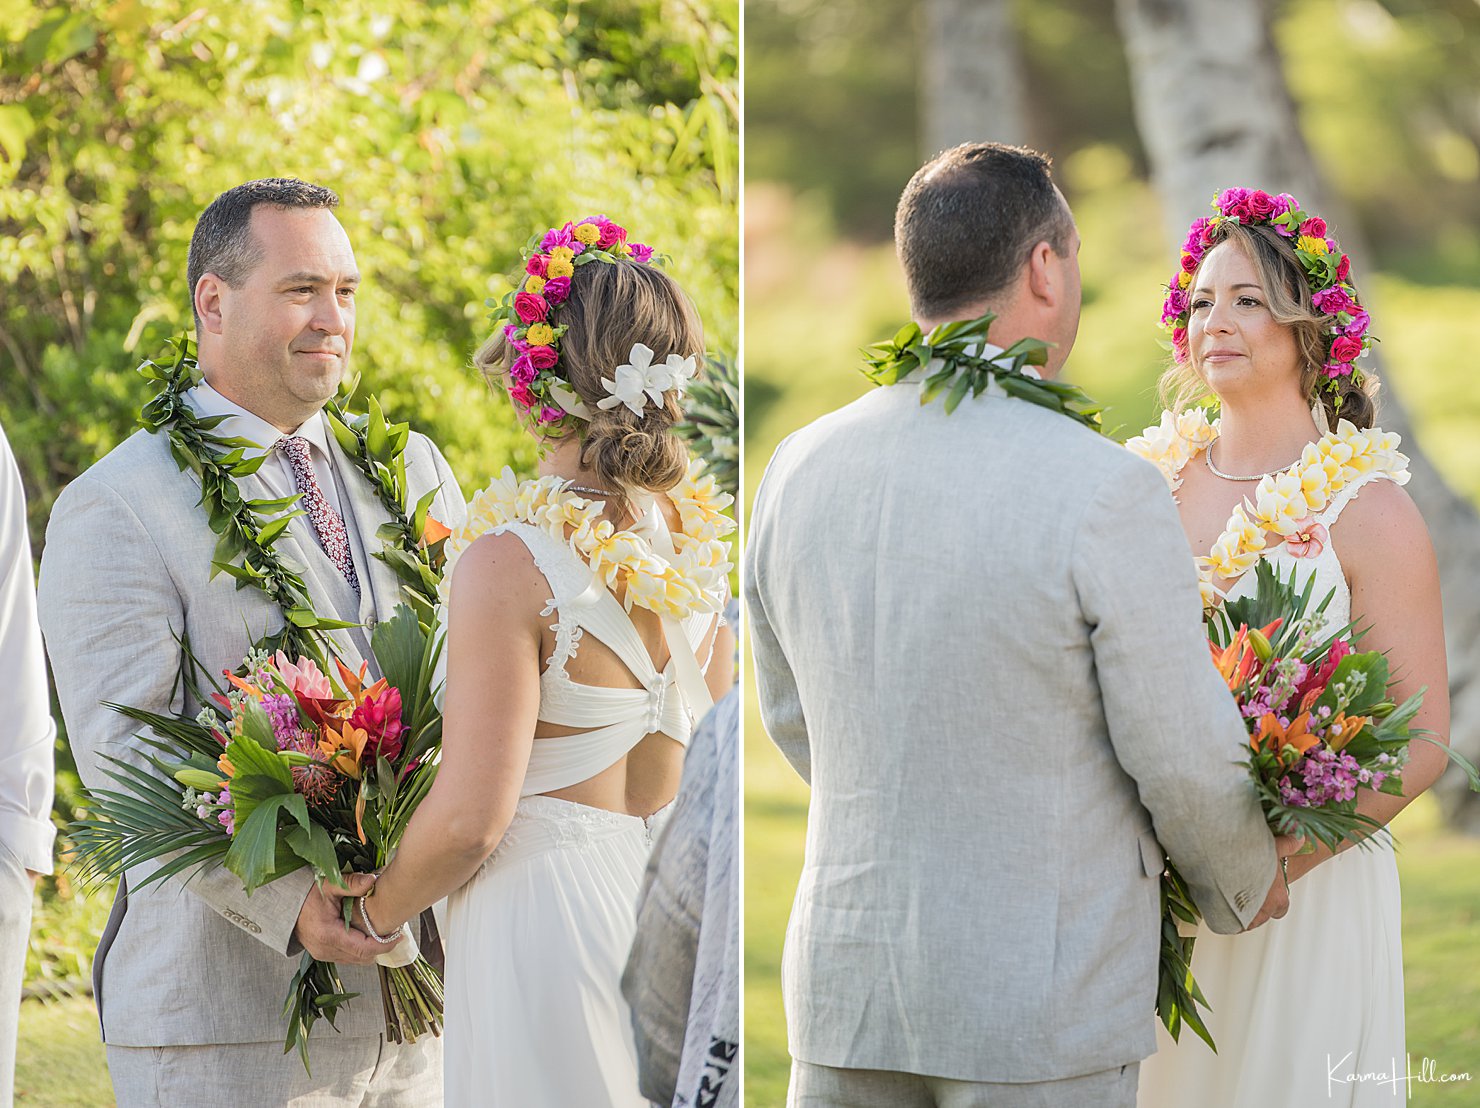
[0,423,56,875]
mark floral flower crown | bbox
[1162,188,1372,398]
[487,216,658,432]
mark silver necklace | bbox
[1203,442,1301,482]
[566,482,619,499]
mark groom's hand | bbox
[294,872,386,964]
[1245,834,1303,930]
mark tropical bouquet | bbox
[1157,561,1451,1050]
[69,606,445,1070]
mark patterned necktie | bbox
[278,435,360,596]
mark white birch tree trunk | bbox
[921,0,1027,158]
[1117,0,1480,829]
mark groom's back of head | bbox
[895,143,1071,322]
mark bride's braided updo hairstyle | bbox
[475,217,702,497]
[1159,189,1379,431]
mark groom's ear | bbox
[195,274,227,335]
[1023,241,1060,308]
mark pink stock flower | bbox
[628,242,654,264]
[539,405,564,423]
[541,224,576,252]
[1285,518,1329,560]
[1311,287,1353,316]
[514,291,549,323]
[509,354,537,385]
[1324,362,1352,379]
[1344,309,1370,337]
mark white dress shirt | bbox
[0,422,55,875]
[187,381,347,523]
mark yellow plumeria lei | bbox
[440,459,735,619]
[1127,409,1410,607]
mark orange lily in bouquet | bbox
[69,606,447,1070]
[1157,561,1477,1051]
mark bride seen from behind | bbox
[1134,193,1451,1107]
[351,218,736,1107]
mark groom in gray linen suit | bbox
[38,180,465,1106]
[746,143,1296,1107]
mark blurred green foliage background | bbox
[2,1,735,1100]
[744,0,1480,1104]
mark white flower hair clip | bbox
[597,343,698,418]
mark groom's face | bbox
[212,206,359,429]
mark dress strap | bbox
[1317,469,1398,528]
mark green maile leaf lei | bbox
[138,334,446,668]
[859,310,1104,432]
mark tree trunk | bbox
[921,0,1027,158]
[1117,0,1480,829]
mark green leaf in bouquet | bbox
[237,700,282,754]
[371,604,429,720]
[285,822,344,885]
[226,792,310,894]
[1314,653,1389,717]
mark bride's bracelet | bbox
[357,894,408,946]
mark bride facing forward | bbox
[353,218,735,1107]
[1132,191,1451,1108]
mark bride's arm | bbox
[357,531,547,933]
[1285,480,1450,881]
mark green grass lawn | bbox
[15,996,110,1107]
[742,174,1480,1105]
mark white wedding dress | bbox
[434,505,722,1107]
[1138,467,1407,1107]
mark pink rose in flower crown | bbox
[1330,335,1363,363]
[526,254,548,278]
[1172,326,1188,350]
[1201,221,1219,247]
[1180,252,1199,274]
[514,292,549,323]
[1336,254,1351,281]
[1247,190,1278,219]
[510,382,536,408]
[350,686,405,761]
[1299,216,1328,238]
[596,221,627,250]
[1311,287,1353,316]
[543,276,571,304]
[526,344,559,370]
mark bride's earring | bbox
[1311,399,1331,435]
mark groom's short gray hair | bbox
[187,178,340,327]
[895,143,1071,320]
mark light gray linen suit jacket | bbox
[744,380,1277,1084]
[38,407,466,1047]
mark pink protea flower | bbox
[283,730,342,807]
[272,652,334,700]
